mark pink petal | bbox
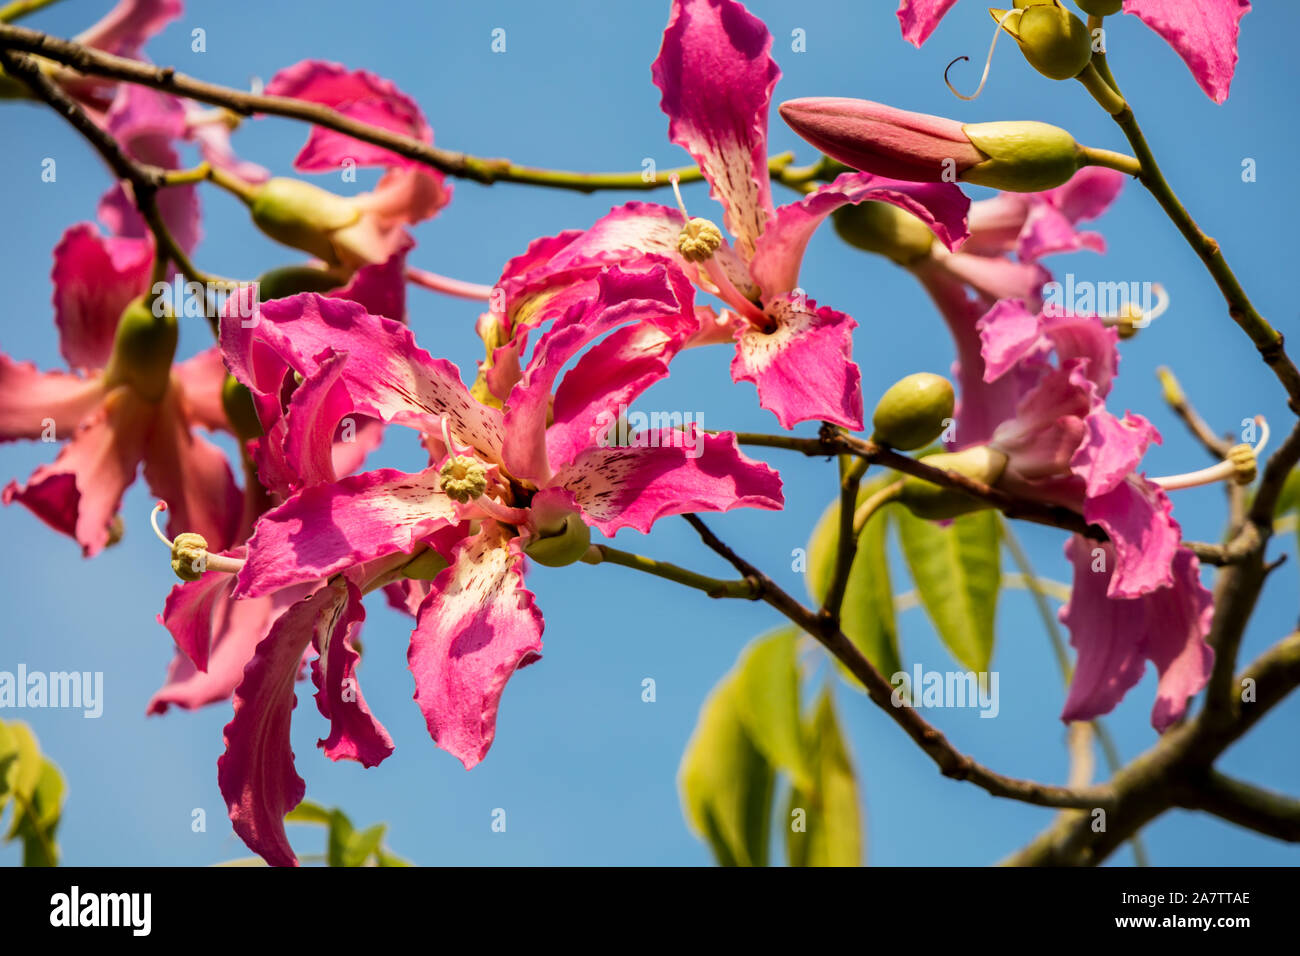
[546,321,684,472]
[236,466,457,598]
[310,578,393,767]
[1071,410,1159,498]
[1124,0,1251,104]
[652,0,780,259]
[408,521,544,770]
[978,298,1048,383]
[897,0,960,47]
[3,386,151,556]
[0,354,106,441]
[1018,203,1108,262]
[148,577,308,714]
[218,581,352,867]
[730,294,863,429]
[263,60,436,171]
[75,0,181,59]
[1082,475,1180,598]
[173,346,230,433]
[1060,537,1213,731]
[51,223,152,371]
[1060,537,1154,725]
[334,240,411,322]
[991,363,1093,480]
[912,262,1030,447]
[556,428,783,536]
[1145,549,1216,732]
[1040,167,1127,226]
[502,265,687,483]
[750,171,969,298]
[938,250,1050,306]
[143,390,242,553]
[223,294,505,463]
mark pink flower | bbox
[895,0,1251,104]
[1,224,239,556]
[962,298,1216,729]
[212,266,783,864]
[482,0,969,431]
[258,61,452,269]
[911,169,1126,445]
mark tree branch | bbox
[679,513,1113,811]
[0,23,826,194]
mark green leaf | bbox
[785,690,863,867]
[733,629,811,789]
[375,846,413,867]
[17,758,64,867]
[0,721,17,811]
[5,722,42,842]
[341,823,387,868]
[325,808,357,868]
[895,507,1001,672]
[1276,468,1300,517]
[806,475,903,681]
[285,800,333,826]
[679,650,777,867]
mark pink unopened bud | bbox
[780,97,1084,192]
[778,98,984,183]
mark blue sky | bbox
[0,0,1297,866]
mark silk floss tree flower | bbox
[202,61,452,277]
[890,298,1268,731]
[832,165,1131,445]
[145,263,411,716]
[475,0,971,431]
[157,264,782,865]
[0,217,239,556]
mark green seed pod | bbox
[1074,0,1122,16]
[102,293,178,403]
[523,512,592,568]
[961,120,1082,192]
[221,373,264,441]
[248,178,360,266]
[831,201,936,266]
[871,373,955,450]
[897,446,1008,520]
[991,2,1093,81]
[256,264,343,301]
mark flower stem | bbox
[1079,146,1141,178]
[584,544,759,599]
[0,0,61,23]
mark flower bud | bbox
[102,293,178,403]
[221,373,264,442]
[778,98,985,183]
[246,178,362,267]
[523,510,592,568]
[255,264,343,301]
[1073,0,1122,16]
[832,202,935,266]
[991,2,1093,81]
[960,121,1083,191]
[897,446,1008,520]
[872,373,955,450]
[779,98,1083,193]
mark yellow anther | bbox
[677,218,724,263]
[170,532,210,582]
[439,455,489,503]
[1227,444,1257,485]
